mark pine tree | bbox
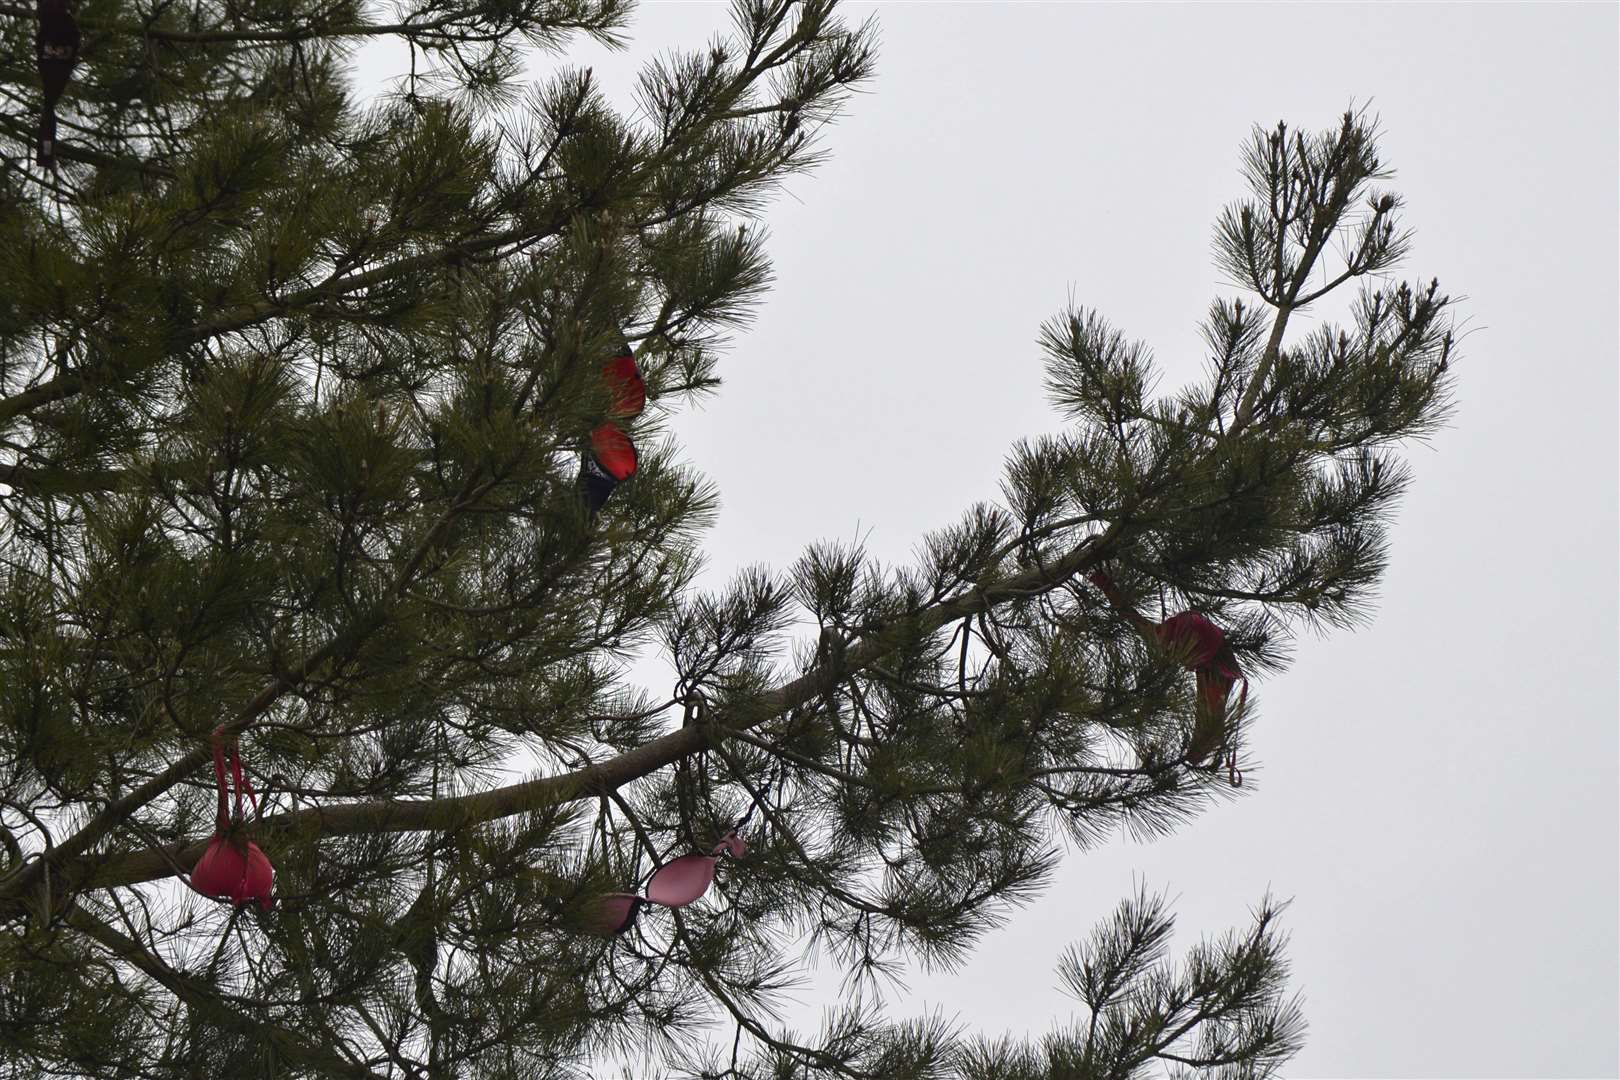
[0,0,1458,1074]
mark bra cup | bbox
[589,424,638,481]
[603,354,646,418]
[644,854,718,908]
[242,841,274,909]
[589,892,644,935]
[1156,611,1224,668]
[191,836,249,899]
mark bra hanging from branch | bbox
[579,344,645,518]
[587,829,748,937]
[1089,569,1248,782]
[188,727,275,910]
[585,740,781,936]
[35,0,81,172]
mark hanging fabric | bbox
[1089,570,1248,771]
[189,727,275,910]
[1154,609,1247,766]
[35,0,81,171]
[602,345,646,418]
[587,830,747,936]
[579,343,646,518]
[580,422,637,517]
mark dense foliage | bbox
[0,0,1457,1075]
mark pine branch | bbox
[0,5,868,432]
[64,902,392,1080]
[0,0,624,44]
[37,524,1120,903]
[0,461,139,495]
[1228,109,1389,437]
[0,221,554,428]
[0,459,513,911]
[0,112,176,179]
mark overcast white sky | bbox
[353,4,1619,1076]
